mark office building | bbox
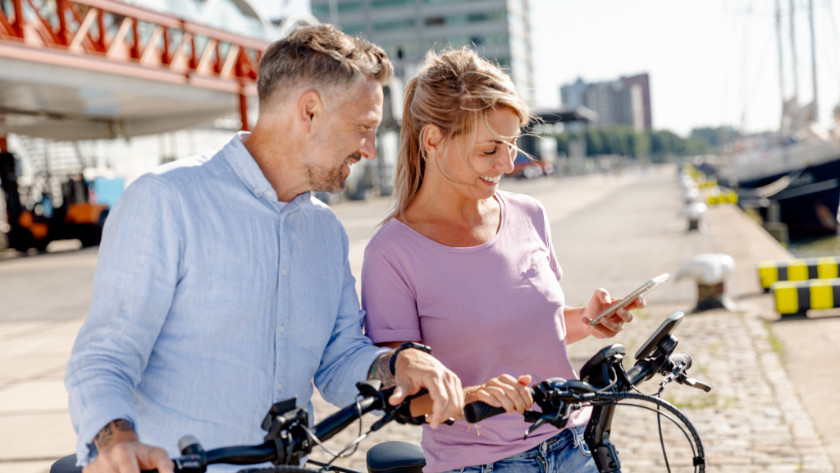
[309,0,535,104]
[560,74,652,132]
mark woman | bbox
[361,49,639,473]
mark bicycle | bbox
[52,310,710,473]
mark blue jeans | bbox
[443,425,596,473]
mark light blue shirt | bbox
[65,133,388,465]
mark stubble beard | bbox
[308,162,348,194]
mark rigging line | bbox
[820,0,840,117]
[718,1,741,132]
[737,0,755,133]
[743,22,776,131]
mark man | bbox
[65,24,463,473]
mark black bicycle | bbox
[52,310,710,473]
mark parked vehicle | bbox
[1,151,113,252]
[507,154,553,179]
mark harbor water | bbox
[789,234,840,258]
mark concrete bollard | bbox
[676,253,737,312]
[681,202,707,231]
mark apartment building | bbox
[560,74,652,132]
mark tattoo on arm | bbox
[368,352,396,387]
[93,419,135,451]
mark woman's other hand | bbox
[581,288,644,339]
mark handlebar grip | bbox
[464,402,506,423]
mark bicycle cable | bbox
[300,396,370,468]
[590,392,705,473]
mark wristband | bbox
[389,342,432,376]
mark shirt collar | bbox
[222,132,312,207]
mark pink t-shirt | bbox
[361,190,590,473]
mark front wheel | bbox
[7,226,35,253]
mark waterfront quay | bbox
[1,164,837,472]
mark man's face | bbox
[306,78,384,193]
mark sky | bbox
[529,1,840,137]
[259,0,840,138]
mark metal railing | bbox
[0,0,270,128]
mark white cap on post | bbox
[676,253,738,312]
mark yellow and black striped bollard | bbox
[757,257,840,292]
[771,278,840,316]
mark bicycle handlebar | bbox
[139,312,711,473]
[151,381,426,473]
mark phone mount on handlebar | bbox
[634,311,684,361]
[260,381,433,468]
[262,397,311,466]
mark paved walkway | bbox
[0,164,836,472]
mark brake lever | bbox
[679,377,713,392]
[525,416,549,439]
[523,403,572,440]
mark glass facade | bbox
[309,0,535,105]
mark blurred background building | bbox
[308,0,536,106]
[560,74,652,132]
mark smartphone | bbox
[588,273,669,326]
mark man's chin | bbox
[314,182,347,194]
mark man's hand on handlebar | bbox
[388,346,464,429]
[83,419,173,473]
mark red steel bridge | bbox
[0,0,272,146]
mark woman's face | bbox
[433,107,520,200]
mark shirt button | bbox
[279,325,285,333]
[277,384,283,391]
[282,268,287,276]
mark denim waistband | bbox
[508,425,584,460]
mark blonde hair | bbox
[388,48,532,221]
[257,24,393,108]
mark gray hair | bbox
[257,24,393,108]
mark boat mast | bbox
[788,0,799,101]
[775,0,786,121]
[808,0,818,121]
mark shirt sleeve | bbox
[361,235,422,344]
[313,228,389,406]
[64,176,183,466]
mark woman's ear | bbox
[422,124,443,156]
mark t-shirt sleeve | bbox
[361,236,422,344]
